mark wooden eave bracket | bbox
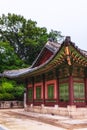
[71,52,87,66]
[65,46,71,65]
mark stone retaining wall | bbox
[0,101,23,109]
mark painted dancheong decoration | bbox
[1,36,87,108]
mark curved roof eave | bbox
[3,54,55,79]
[2,37,87,79]
[31,41,61,68]
[2,44,62,79]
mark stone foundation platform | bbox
[24,104,87,119]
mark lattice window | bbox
[59,83,69,101]
[48,84,54,99]
[28,88,33,99]
[36,86,41,99]
[74,83,85,101]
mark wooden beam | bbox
[65,47,71,65]
[65,46,70,55]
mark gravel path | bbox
[0,109,87,130]
[0,109,65,130]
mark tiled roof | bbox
[45,41,61,53]
[1,37,87,79]
[2,67,32,78]
[3,41,61,78]
[80,49,87,56]
[31,41,61,67]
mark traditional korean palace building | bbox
[2,36,87,118]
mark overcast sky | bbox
[0,0,87,50]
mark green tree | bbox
[0,78,14,100]
[1,82,14,93]
[0,13,63,65]
[14,84,24,100]
[2,93,14,101]
[0,13,48,64]
[0,78,24,101]
[0,93,3,100]
[0,13,64,101]
[0,41,25,72]
[48,29,64,42]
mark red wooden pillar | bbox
[55,69,59,104]
[25,78,28,105]
[69,76,74,105]
[85,78,87,105]
[56,77,59,104]
[32,77,34,105]
[42,74,45,105]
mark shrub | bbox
[2,93,14,100]
[0,93,3,100]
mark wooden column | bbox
[85,78,87,105]
[69,76,74,105]
[56,77,59,104]
[42,74,45,105]
[25,78,28,106]
[55,68,59,104]
[32,77,34,105]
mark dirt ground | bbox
[0,109,87,130]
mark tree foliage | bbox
[0,13,63,65]
[0,41,26,72]
[0,13,48,64]
[0,78,24,101]
[0,13,63,101]
[48,29,64,42]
